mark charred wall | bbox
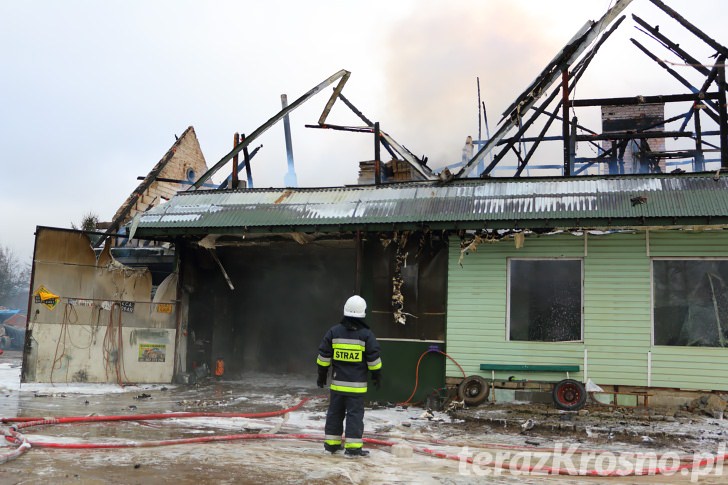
[24,227,178,384]
[362,231,448,341]
[184,240,356,375]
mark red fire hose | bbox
[5,397,310,430]
[2,395,727,478]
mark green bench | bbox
[479,364,580,374]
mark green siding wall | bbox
[448,233,586,383]
[649,230,728,390]
[446,230,728,392]
[583,233,650,386]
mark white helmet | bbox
[343,295,367,318]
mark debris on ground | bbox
[686,394,727,419]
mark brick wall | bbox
[112,127,208,226]
[600,103,665,174]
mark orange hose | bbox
[398,349,466,406]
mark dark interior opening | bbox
[184,240,356,375]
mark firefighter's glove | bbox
[317,366,328,388]
[371,370,382,390]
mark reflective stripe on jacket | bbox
[316,317,382,395]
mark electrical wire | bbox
[102,303,130,387]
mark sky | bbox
[2,0,728,263]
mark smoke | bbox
[381,2,570,169]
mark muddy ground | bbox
[1,350,727,484]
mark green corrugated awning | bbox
[133,173,728,237]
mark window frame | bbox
[651,256,728,347]
[506,257,585,343]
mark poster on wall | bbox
[138,344,166,362]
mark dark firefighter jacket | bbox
[316,317,382,394]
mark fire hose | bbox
[2,396,727,477]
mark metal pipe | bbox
[355,231,362,295]
[477,77,484,175]
[281,94,298,187]
[192,69,351,189]
[647,351,652,387]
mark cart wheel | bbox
[552,379,587,411]
[457,375,490,406]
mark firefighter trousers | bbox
[324,392,365,449]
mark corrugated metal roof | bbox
[134,174,728,235]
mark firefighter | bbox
[316,295,382,457]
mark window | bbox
[508,259,583,342]
[653,259,728,347]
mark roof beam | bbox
[571,92,720,107]
[632,14,712,78]
[192,69,351,189]
[335,92,399,161]
[482,15,626,178]
[648,0,728,59]
[630,38,721,123]
[452,0,633,179]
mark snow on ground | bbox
[3,351,728,483]
[0,361,20,393]
[20,382,173,395]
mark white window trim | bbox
[650,256,728,347]
[506,257,584,343]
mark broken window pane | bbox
[509,259,582,342]
[653,259,728,347]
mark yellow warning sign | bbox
[33,285,60,311]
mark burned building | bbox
[21,0,728,408]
